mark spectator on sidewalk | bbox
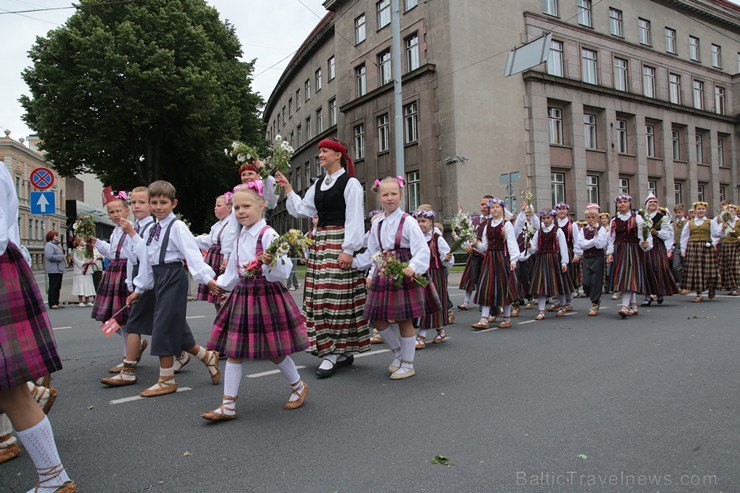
[43,230,66,309]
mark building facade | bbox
[264,0,738,228]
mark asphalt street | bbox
[3,277,739,493]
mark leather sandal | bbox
[389,363,416,380]
[433,329,447,344]
[415,336,426,349]
[588,305,599,316]
[471,318,489,330]
[498,318,512,328]
[534,311,545,321]
[0,436,21,464]
[628,305,639,316]
[101,363,137,387]
[284,382,308,410]
[139,376,177,397]
[556,308,566,318]
[447,309,455,324]
[618,306,630,319]
[29,383,57,414]
[547,302,560,312]
[457,302,470,310]
[30,463,77,492]
[204,350,221,385]
[173,351,191,373]
[692,296,704,303]
[201,395,238,421]
[511,308,520,318]
[525,300,536,309]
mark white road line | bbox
[355,348,391,358]
[518,320,536,325]
[186,315,206,319]
[52,326,72,330]
[472,327,501,334]
[246,366,306,379]
[110,387,192,405]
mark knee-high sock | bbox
[276,356,300,385]
[538,296,547,311]
[481,306,491,319]
[558,294,566,306]
[15,416,71,488]
[503,305,511,317]
[464,291,473,303]
[223,361,243,398]
[379,325,401,352]
[400,336,416,368]
[622,291,632,307]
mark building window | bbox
[718,137,725,167]
[665,28,677,54]
[645,125,655,158]
[542,0,558,16]
[714,86,725,115]
[305,79,311,101]
[282,106,286,125]
[379,50,392,85]
[648,181,657,197]
[354,123,365,159]
[316,107,323,133]
[642,65,656,98]
[405,0,418,11]
[614,57,628,91]
[711,44,722,68]
[551,172,566,205]
[547,40,564,77]
[697,184,705,202]
[669,73,681,104]
[305,116,312,139]
[674,182,682,205]
[672,130,680,160]
[689,36,700,61]
[619,178,630,195]
[355,64,367,97]
[577,0,592,27]
[355,14,366,44]
[586,175,599,204]
[695,134,703,163]
[315,68,322,92]
[328,56,336,80]
[296,89,301,110]
[314,156,321,177]
[404,102,418,144]
[329,98,336,126]
[406,34,420,72]
[616,119,628,154]
[548,107,563,145]
[378,113,390,152]
[584,114,597,150]
[288,98,293,118]
[296,125,302,147]
[377,0,391,29]
[609,8,623,37]
[581,48,597,85]
[693,80,704,110]
[638,18,651,46]
[296,164,302,192]
[719,186,726,203]
[289,130,294,147]
[406,171,420,211]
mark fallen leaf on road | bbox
[87,406,94,410]
[432,455,454,466]
[577,454,589,460]
[183,451,192,457]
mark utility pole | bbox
[391,0,404,178]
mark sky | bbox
[0,0,328,140]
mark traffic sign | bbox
[30,167,55,190]
[30,191,55,215]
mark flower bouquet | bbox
[520,189,535,209]
[449,211,475,252]
[72,214,96,258]
[264,135,294,194]
[265,229,313,271]
[522,223,537,253]
[226,140,266,176]
[638,209,653,240]
[371,250,429,287]
[720,207,735,238]
[241,258,263,279]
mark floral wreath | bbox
[554,203,570,210]
[486,197,506,208]
[538,209,557,217]
[411,209,437,220]
[614,194,633,203]
[692,201,709,208]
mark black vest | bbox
[315,172,350,227]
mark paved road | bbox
[4,278,739,492]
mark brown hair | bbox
[674,204,685,212]
[148,180,177,201]
[45,230,58,242]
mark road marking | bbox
[246,366,306,379]
[186,315,205,320]
[53,326,72,330]
[110,387,192,405]
[472,327,501,334]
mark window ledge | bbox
[549,144,572,149]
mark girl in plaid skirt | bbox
[716,203,739,296]
[528,210,570,320]
[0,162,76,492]
[195,194,235,308]
[680,202,721,303]
[202,185,308,421]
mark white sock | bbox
[276,357,300,385]
[400,336,416,370]
[481,306,491,318]
[418,329,428,339]
[464,291,472,303]
[503,305,511,317]
[379,326,401,349]
[216,362,242,416]
[195,347,207,361]
[15,416,71,488]
[159,367,174,379]
[622,292,632,307]
[630,292,637,305]
[318,354,338,370]
[288,380,305,402]
[558,294,566,306]
[538,296,547,311]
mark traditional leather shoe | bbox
[389,366,416,380]
[471,318,489,330]
[34,374,52,388]
[101,374,137,387]
[0,436,20,464]
[140,376,177,397]
[433,329,447,344]
[618,306,629,319]
[29,384,58,415]
[201,395,238,421]
[415,336,426,349]
[547,302,560,312]
[204,351,221,385]
[107,361,124,374]
[173,351,191,373]
[708,290,716,300]
[335,354,354,369]
[284,382,308,410]
[457,302,470,310]
[498,318,512,328]
[641,299,652,306]
[510,308,520,317]
[316,359,336,378]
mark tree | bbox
[20,0,265,231]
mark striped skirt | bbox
[474,250,519,307]
[530,252,570,297]
[91,258,130,324]
[718,242,739,289]
[683,241,719,293]
[609,243,646,294]
[197,245,223,304]
[419,267,449,330]
[642,241,678,296]
[304,226,370,357]
[459,253,483,292]
[209,277,308,359]
[0,243,62,390]
[569,253,582,289]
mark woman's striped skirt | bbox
[419,267,448,330]
[642,240,678,296]
[474,250,519,307]
[531,252,570,297]
[608,243,646,294]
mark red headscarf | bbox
[238,163,258,175]
[318,139,354,176]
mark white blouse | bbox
[95,226,131,261]
[127,216,154,293]
[557,217,582,257]
[476,218,521,264]
[576,224,609,252]
[0,162,20,255]
[679,217,722,254]
[424,230,454,269]
[195,217,235,258]
[527,224,570,265]
[513,211,540,237]
[606,213,653,255]
[648,210,675,250]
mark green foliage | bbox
[20,0,265,230]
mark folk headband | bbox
[318,139,354,176]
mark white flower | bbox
[231,141,239,149]
[287,146,294,153]
[224,148,229,156]
[275,134,282,142]
[72,222,79,230]
[237,153,246,163]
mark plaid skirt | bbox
[91,258,130,323]
[609,243,646,294]
[718,242,739,289]
[682,241,719,293]
[530,252,569,297]
[0,243,62,390]
[304,226,370,357]
[419,267,449,330]
[459,253,483,292]
[474,250,519,307]
[197,245,223,304]
[209,277,307,359]
[642,241,678,296]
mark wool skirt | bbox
[642,241,678,296]
[197,245,223,304]
[682,241,719,293]
[91,258,130,323]
[530,252,570,298]
[609,243,646,294]
[718,242,739,289]
[418,267,449,330]
[474,250,519,307]
[459,253,483,292]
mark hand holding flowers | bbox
[372,250,429,287]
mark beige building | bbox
[264,0,739,227]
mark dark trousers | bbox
[671,246,683,286]
[286,271,299,289]
[47,273,63,307]
[516,259,532,301]
[581,255,604,305]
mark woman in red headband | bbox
[276,138,370,377]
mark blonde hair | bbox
[233,187,265,208]
[131,186,149,195]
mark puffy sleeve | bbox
[342,178,365,254]
[94,238,113,259]
[710,218,722,245]
[572,224,583,257]
[216,243,240,292]
[437,235,454,269]
[606,220,616,256]
[504,221,520,264]
[680,222,691,254]
[285,186,318,219]
[219,220,237,259]
[262,176,279,209]
[528,231,540,256]
[594,227,609,250]
[556,229,570,265]
[262,229,293,282]
[171,221,216,285]
[406,219,431,275]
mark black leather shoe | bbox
[336,354,354,368]
[657,296,664,305]
[315,361,336,378]
[641,299,652,306]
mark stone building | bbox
[264,0,738,228]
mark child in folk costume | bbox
[606,194,653,318]
[457,195,492,311]
[513,201,540,312]
[412,208,454,348]
[195,193,235,308]
[599,212,613,293]
[671,204,688,293]
[549,203,580,311]
[201,185,309,421]
[0,161,76,492]
[358,177,441,380]
[641,193,678,306]
[715,202,739,296]
[125,181,221,397]
[470,198,521,329]
[680,201,721,303]
[71,236,96,306]
[577,205,609,316]
[528,210,570,320]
